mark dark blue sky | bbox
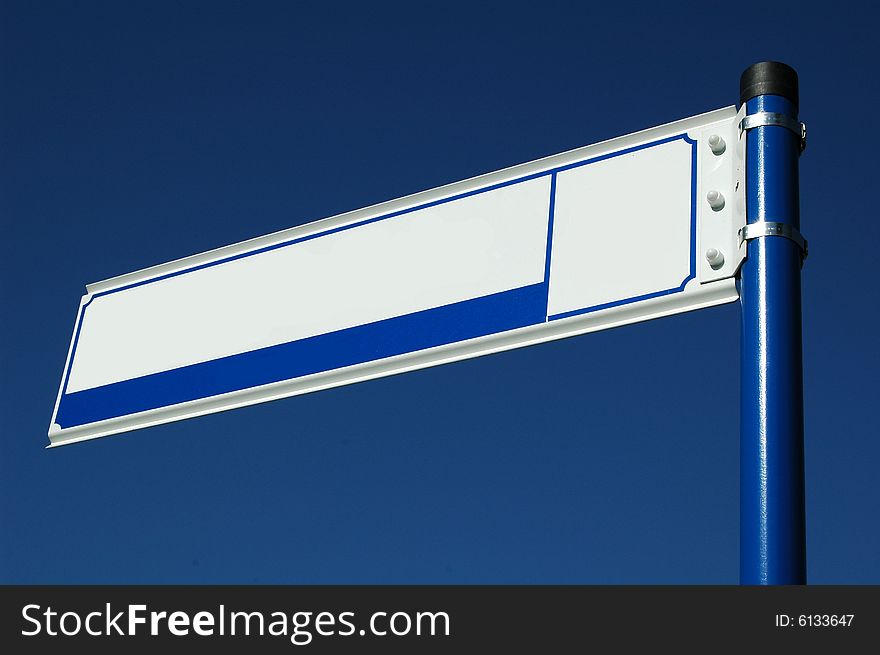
[1,1,878,583]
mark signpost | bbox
[47,63,807,585]
[738,62,807,584]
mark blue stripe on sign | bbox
[56,283,548,428]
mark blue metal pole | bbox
[739,62,806,584]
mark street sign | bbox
[49,106,745,446]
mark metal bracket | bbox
[739,112,806,153]
[738,221,808,259]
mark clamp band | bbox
[738,221,808,259]
[739,111,807,152]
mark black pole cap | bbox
[739,61,799,109]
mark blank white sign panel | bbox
[49,107,741,446]
[67,178,551,393]
[548,139,693,317]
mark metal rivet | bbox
[707,190,725,211]
[706,248,725,269]
[708,134,726,155]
